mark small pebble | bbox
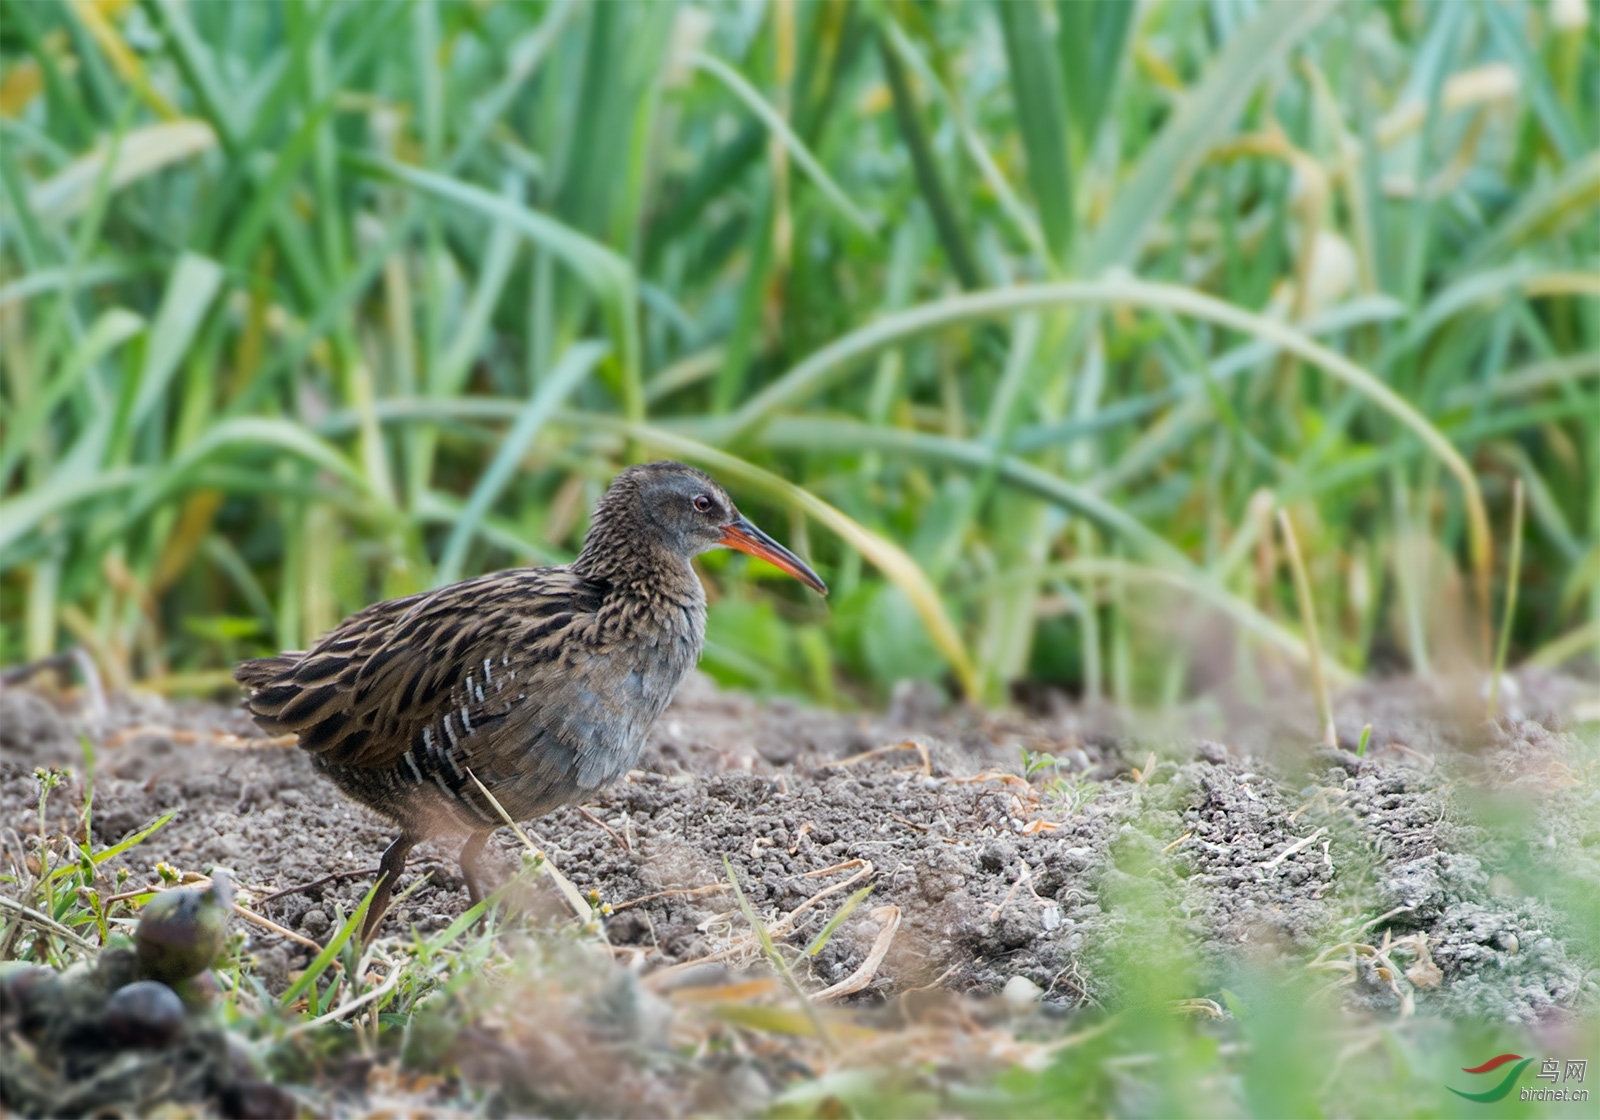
[1002,975,1043,1010]
[300,908,331,936]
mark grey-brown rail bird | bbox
[235,462,825,937]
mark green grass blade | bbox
[23,120,217,220]
[1480,0,1584,165]
[433,176,524,395]
[803,884,875,957]
[876,19,1050,265]
[1463,151,1600,269]
[996,0,1072,262]
[352,153,644,422]
[131,253,224,429]
[1081,0,1337,274]
[689,51,876,238]
[875,25,982,290]
[139,0,242,152]
[0,468,148,561]
[154,418,376,508]
[1056,0,1134,153]
[279,878,381,1008]
[0,261,139,309]
[434,340,608,585]
[0,308,144,483]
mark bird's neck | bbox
[571,523,701,603]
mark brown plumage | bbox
[235,462,825,937]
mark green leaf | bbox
[47,811,176,883]
[803,885,874,957]
[23,121,217,221]
[280,878,381,1008]
[1082,0,1337,274]
[689,51,877,238]
[132,253,225,430]
[996,0,1073,261]
[0,307,144,482]
[434,340,608,585]
[876,26,982,290]
[1056,0,1134,154]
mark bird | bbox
[234,461,826,938]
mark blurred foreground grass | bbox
[0,0,1596,707]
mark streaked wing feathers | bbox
[234,568,598,770]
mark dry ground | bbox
[3,669,1595,1029]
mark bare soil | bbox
[2,670,1596,1028]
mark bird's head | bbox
[582,461,827,594]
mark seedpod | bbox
[136,872,234,984]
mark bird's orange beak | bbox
[718,517,828,595]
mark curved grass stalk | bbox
[349,153,645,425]
[687,51,877,238]
[1384,262,1596,365]
[956,557,1358,686]
[876,18,1050,265]
[1464,150,1600,267]
[723,278,1492,631]
[757,416,1189,570]
[434,341,607,586]
[1525,618,1600,671]
[1521,272,1600,298]
[0,261,138,309]
[1442,352,1600,407]
[22,120,214,220]
[0,468,148,559]
[116,417,385,538]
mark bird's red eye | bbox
[693,495,714,513]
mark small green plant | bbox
[1044,770,1104,817]
[1021,745,1060,779]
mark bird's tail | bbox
[234,654,308,733]
[234,653,305,691]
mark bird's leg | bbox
[458,830,494,906]
[363,834,414,942]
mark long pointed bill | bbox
[718,517,828,595]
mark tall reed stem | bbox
[1487,479,1524,721]
[1277,509,1335,748]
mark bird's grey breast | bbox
[541,590,705,790]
